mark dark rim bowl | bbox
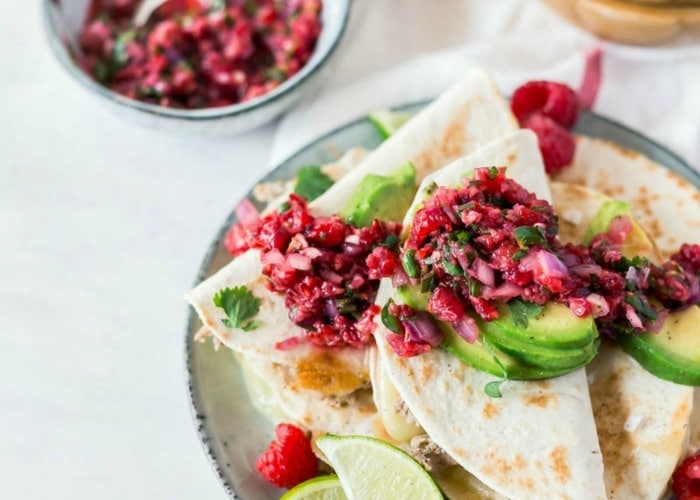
[42,0,350,123]
[184,103,698,498]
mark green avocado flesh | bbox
[441,325,572,380]
[340,162,416,227]
[479,318,600,370]
[482,302,598,350]
[584,199,655,259]
[396,285,596,376]
[617,306,700,386]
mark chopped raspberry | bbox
[523,114,576,175]
[672,452,700,500]
[255,423,318,489]
[511,81,580,129]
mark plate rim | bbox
[183,104,699,499]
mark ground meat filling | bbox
[387,166,700,356]
[229,193,401,348]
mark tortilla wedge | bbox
[552,142,700,499]
[185,69,518,433]
[373,130,607,500]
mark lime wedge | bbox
[316,435,443,500]
[368,110,413,140]
[280,474,347,500]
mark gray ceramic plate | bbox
[185,105,700,499]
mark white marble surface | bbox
[3,1,699,499]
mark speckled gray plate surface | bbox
[185,104,699,499]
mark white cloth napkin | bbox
[271,0,700,169]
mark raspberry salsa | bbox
[75,0,322,108]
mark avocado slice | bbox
[480,318,600,370]
[617,306,700,386]
[441,324,573,380]
[340,162,416,227]
[583,199,656,259]
[482,302,598,350]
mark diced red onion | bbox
[646,308,669,333]
[320,269,343,284]
[286,253,312,271]
[324,300,339,320]
[301,247,323,259]
[261,249,285,266]
[402,312,443,347]
[586,293,610,318]
[235,199,260,227]
[392,268,409,287]
[571,264,603,279]
[344,234,360,245]
[442,205,460,224]
[342,242,364,256]
[624,304,644,329]
[608,215,633,245]
[455,248,470,272]
[638,267,651,289]
[349,274,365,290]
[481,283,523,300]
[470,258,495,286]
[452,315,479,344]
[626,266,639,286]
[536,250,569,279]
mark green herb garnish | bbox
[293,165,335,202]
[509,299,545,329]
[381,300,402,334]
[484,380,505,398]
[213,286,261,331]
[112,29,136,67]
[514,226,547,249]
[401,250,420,279]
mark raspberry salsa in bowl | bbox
[43,0,349,134]
[185,72,700,499]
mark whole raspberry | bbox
[511,81,579,129]
[255,423,318,489]
[523,113,576,175]
[672,452,700,500]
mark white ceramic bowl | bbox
[43,0,350,135]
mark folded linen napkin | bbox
[270,0,700,169]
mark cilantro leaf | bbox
[484,380,505,398]
[113,29,136,67]
[293,166,334,202]
[509,299,545,329]
[213,286,261,331]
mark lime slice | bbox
[280,474,347,500]
[368,110,413,140]
[316,435,443,500]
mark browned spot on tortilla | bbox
[419,361,435,381]
[506,152,517,164]
[482,401,499,419]
[534,379,552,390]
[589,360,634,492]
[411,104,468,179]
[519,477,535,491]
[295,351,365,394]
[514,454,526,470]
[550,446,571,484]
[605,140,642,161]
[524,391,553,408]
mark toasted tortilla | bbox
[186,69,517,432]
[551,172,698,499]
[374,130,607,500]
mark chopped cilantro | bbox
[514,226,547,249]
[441,258,464,277]
[213,286,261,331]
[484,380,505,398]
[401,250,420,279]
[265,67,286,82]
[113,29,136,67]
[625,293,658,321]
[486,166,499,180]
[381,300,402,334]
[509,299,545,329]
[293,166,334,202]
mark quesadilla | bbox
[186,68,518,434]
[552,181,695,499]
